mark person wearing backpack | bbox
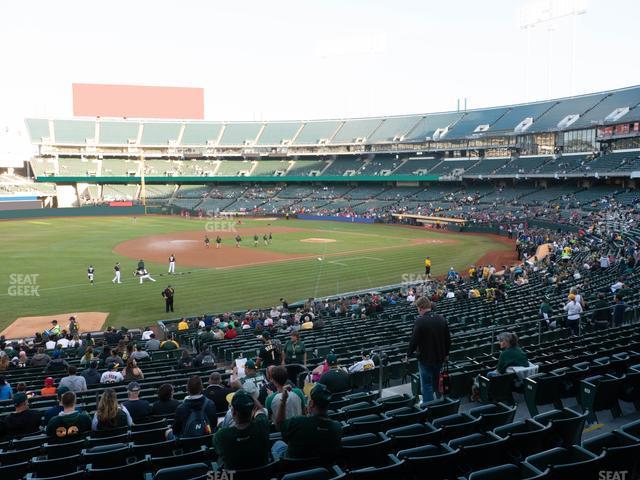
[171,375,217,437]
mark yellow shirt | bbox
[425,259,431,267]
[468,268,476,277]
[301,321,314,330]
[177,321,189,331]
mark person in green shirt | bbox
[282,332,307,366]
[493,332,529,375]
[45,391,92,443]
[213,389,270,470]
[271,383,343,460]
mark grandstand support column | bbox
[140,154,147,214]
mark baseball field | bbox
[0,215,515,333]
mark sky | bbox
[0,0,639,160]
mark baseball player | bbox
[216,235,222,249]
[263,234,268,246]
[168,254,176,274]
[235,235,242,248]
[424,256,431,277]
[135,268,156,284]
[204,236,211,248]
[87,265,95,285]
[112,263,122,284]
[268,232,272,244]
[137,259,145,271]
[254,234,259,247]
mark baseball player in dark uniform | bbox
[168,254,176,274]
[162,285,175,312]
[268,232,272,244]
[204,236,211,248]
[263,234,268,246]
[254,234,259,247]
[87,265,95,285]
[137,259,145,271]
[235,235,242,248]
[216,235,222,249]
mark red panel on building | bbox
[73,83,204,119]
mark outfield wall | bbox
[0,205,145,220]
[297,214,375,224]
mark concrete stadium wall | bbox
[0,205,145,220]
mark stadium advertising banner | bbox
[72,83,204,119]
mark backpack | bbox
[182,400,212,437]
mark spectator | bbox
[59,365,87,393]
[205,372,234,413]
[160,335,179,351]
[0,376,12,400]
[151,384,180,416]
[30,347,51,367]
[230,359,266,400]
[265,366,305,421]
[45,350,69,374]
[0,392,42,439]
[224,324,238,340]
[41,377,57,397]
[122,357,144,381]
[130,344,150,362]
[193,347,216,368]
[271,383,342,460]
[0,355,8,372]
[141,327,153,341]
[92,388,132,431]
[613,294,627,327]
[213,389,269,470]
[491,332,529,375]
[42,386,71,425]
[79,346,94,366]
[104,349,124,370]
[172,376,217,437]
[348,353,375,373]
[81,361,102,386]
[199,326,215,344]
[145,333,161,351]
[100,362,124,384]
[563,293,583,336]
[256,331,282,368]
[177,350,194,369]
[46,391,91,442]
[282,332,307,366]
[177,318,189,331]
[407,296,451,406]
[592,292,612,329]
[122,382,152,423]
[318,354,350,394]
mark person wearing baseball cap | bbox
[0,392,42,439]
[256,331,282,368]
[41,377,57,397]
[213,389,269,470]
[271,383,343,460]
[318,354,350,394]
[123,381,151,423]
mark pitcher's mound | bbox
[300,238,337,243]
[2,312,109,340]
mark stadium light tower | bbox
[519,0,588,99]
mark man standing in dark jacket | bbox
[171,376,217,437]
[407,297,451,407]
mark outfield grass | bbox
[0,215,509,329]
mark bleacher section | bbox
[392,158,441,175]
[463,158,510,176]
[101,184,138,201]
[285,159,328,176]
[497,156,552,175]
[322,157,367,176]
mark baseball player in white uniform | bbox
[168,254,176,274]
[136,268,156,284]
[87,265,95,285]
[112,263,122,284]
